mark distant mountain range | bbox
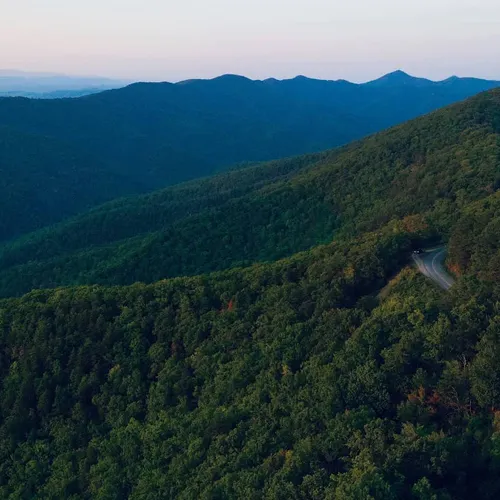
[0,69,127,97]
[0,70,498,242]
[0,89,121,99]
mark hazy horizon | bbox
[1,68,499,87]
[2,0,499,83]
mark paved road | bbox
[413,247,455,291]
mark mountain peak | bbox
[212,74,252,83]
[365,70,432,87]
[373,70,414,83]
[385,69,413,79]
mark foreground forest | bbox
[0,71,499,243]
[1,90,500,498]
[2,217,500,498]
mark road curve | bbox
[413,247,455,291]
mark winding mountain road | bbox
[413,247,455,290]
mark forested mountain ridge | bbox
[1,88,499,298]
[1,87,500,499]
[0,71,498,243]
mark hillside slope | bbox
[0,127,142,241]
[448,190,500,280]
[1,216,500,498]
[0,71,498,243]
[1,89,499,298]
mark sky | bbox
[1,0,500,83]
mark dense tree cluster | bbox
[448,191,500,280]
[1,220,500,498]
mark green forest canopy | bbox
[1,89,500,498]
[2,215,500,498]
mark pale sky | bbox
[1,0,500,82]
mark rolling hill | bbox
[0,71,498,243]
[0,126,144,241]
[0,88,499,298]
